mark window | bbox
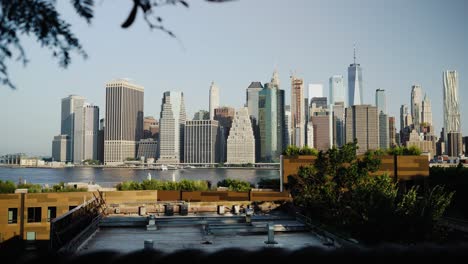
[27,207,42,223]
[68,205,77,211]
[8,208,18,224]
[26,232,36,240]
[47,207,57,222]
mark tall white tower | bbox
[443,70,461,140]
[209,81,219,120]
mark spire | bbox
[271,68,280,87]
[353,43,356,64]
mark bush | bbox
[283,145,318,156]
[0,180,16,193]
[387,146,422,156]
[117,179,209,191]
[17,183,43,193]
[217,179,252,192]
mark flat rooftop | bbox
[79,213,334,254]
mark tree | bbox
[0,0,232,89]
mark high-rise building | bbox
[311,115,331,151]
[73,104,99,163]
[209,81,219,120]
[345,105,379,154]
[348,47,363,106]
[214,106,235,162]
[143,116,158,139]
[97,118,104,163]
[184,120,219,164]
[389,116,396,147]
[227,108,255,164]
[407,129,434,158]
[332,102,345,147]
[411,85,423,132]
[290,76,305,147]
[399,104,412,145]
[308,84,323,104]
[158,91,186,164]
[447,132,463,158]
[310,97,327,110]
[379,112,389,150]
[285,106,292,146]
[375,89,386,114]
[443,71,461,142]
[306,122,314,148]
[421,94,433,126]
[52,135,68,162]
[137,139,158,161]
[329,75,345,106]
[61,95,86,161]
[463,136,468,155]
[258,69,285,162]
[246,82,263,121]
[104,79,144,165]
[193,110,210,121]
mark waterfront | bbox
[0,167,280,188]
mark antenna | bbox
[353,43,357,64]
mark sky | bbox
[1,0,467,156]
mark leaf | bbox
[71,0,94,23]
[121,3,139,28]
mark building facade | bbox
[379,112,389,150]
[184,120,219,164]
[329,75,345,106]
[73,105,99,163]
[375,89,386,114]
[347,49,363,106]
[311,115,331,151]
[345,105,379,154]
[447,132,463,158]
[227,108,255,164]
[443,70,461,143]
[389,116,396,147]
[104,79,144,165]
[290,76,305,147]
[332,102,345,147]
[421,94,433,126]
[158,91,186,164]
[52,135,69,162]
[214,106,235,163]
[209,82,219,120]
[137,139,158,161]
[246,81,263,122]
[61,95,86,161]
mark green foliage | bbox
[0,180,16,193]
[117,179,209,191]
[17,183,43,193]
[387,146,422,156]
[283,145,318,156]
[288,140,454,243]
[43,182,88,192]
[217,179,252,192]
[257,178,280,189]
[83,159,100,165]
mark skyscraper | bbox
[285,105,292,146]
[258,69,285,162]
[227,108,255,164]
[375,89,386,114]
[73,104,99,163]
[348,47,363,106]
[61,95,86,161]
[345,105,379,154]
[52,135,68,162]
[143,116,158,139]
[311,115,331,151]
[158,91,186,164]
[246,81,263,121]
[443,70,461,142]
[332,102,345,147]
[379,112,389,150]
[104,79,144,165]
[184,120,219,164]
[421,94,433,126]
[214,106,235,162]
[290,75,305,147]
[329,75,346,106]
[209,81,219,120]
[193,110,210,121]
[411,85,423,131]
[389,116,396,147]
[399,104,412,145]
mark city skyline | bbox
[1,0,467,155]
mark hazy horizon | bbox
[1,0,467,156]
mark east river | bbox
[0,167,280,187]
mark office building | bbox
[329,75,346,106]
[290,75,305,147]
[143,116,158,139]
[73,104,99,163]
[209,81,219,120]
[158,91,186,164]
[389,116,396,147]
[246,82,263,121]
[61,95,86,161]
[184,120,219,164]
[348,47,363,106]
[379,112,389,150]
[137,139,158,161]
[332,102,345,147]
[311,115,331,151]
[310,97,327,110]
[97,118,104,163]
[406,129,435,158]
[285,106,292,145]
[375,89,386,114]
[421,94,433,126]
[345,105,379,154]
[443,71,461,142]
[411,85,423,131]
[214,106,235,162]
[52,135,69,162]
[447,132,463,157]
[227,108,255,164]
[104,79,144,165]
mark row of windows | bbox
[7,206,77,224]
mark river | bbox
[0,167,280,188]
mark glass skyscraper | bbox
[375,88,386,114]
[329,75,345,106]
[347,49,363,106]
[443,70,461,143]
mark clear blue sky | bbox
[1,0,467,156]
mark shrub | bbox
[0,180,16,193]
[217,179,252,192]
